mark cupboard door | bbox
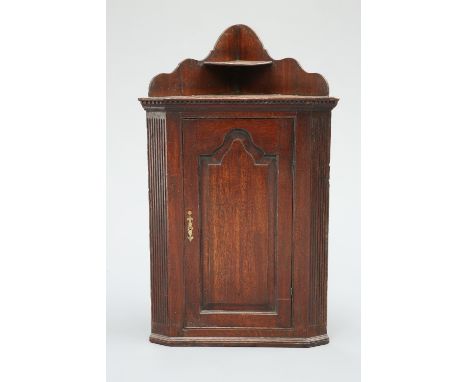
[182,117,293,328]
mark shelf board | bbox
[203,60,273,67]
[141,94,334,100]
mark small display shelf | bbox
[203,60,273,66]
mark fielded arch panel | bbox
[199,129,278,311]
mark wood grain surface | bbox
[140,25,337,347]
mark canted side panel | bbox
[309,112,330,327]
[147,112,169,326]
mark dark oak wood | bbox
[147,25,329,97]
[139,25,338,347]
[183,118,293,329]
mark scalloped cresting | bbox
[148,25,329,97]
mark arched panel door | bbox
[182,117,294,329]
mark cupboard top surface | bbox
[140,95,337,100]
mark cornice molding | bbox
[139,96,338,110]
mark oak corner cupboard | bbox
[138,24,338,347]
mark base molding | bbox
[149,333,329,347]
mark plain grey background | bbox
[107,0,360,381]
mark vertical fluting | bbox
[309,112,331,326]
[146,111,168,325]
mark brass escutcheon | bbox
[186,210,194,242]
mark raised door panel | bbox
[182,117,293,329]
[200,129,276,312]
